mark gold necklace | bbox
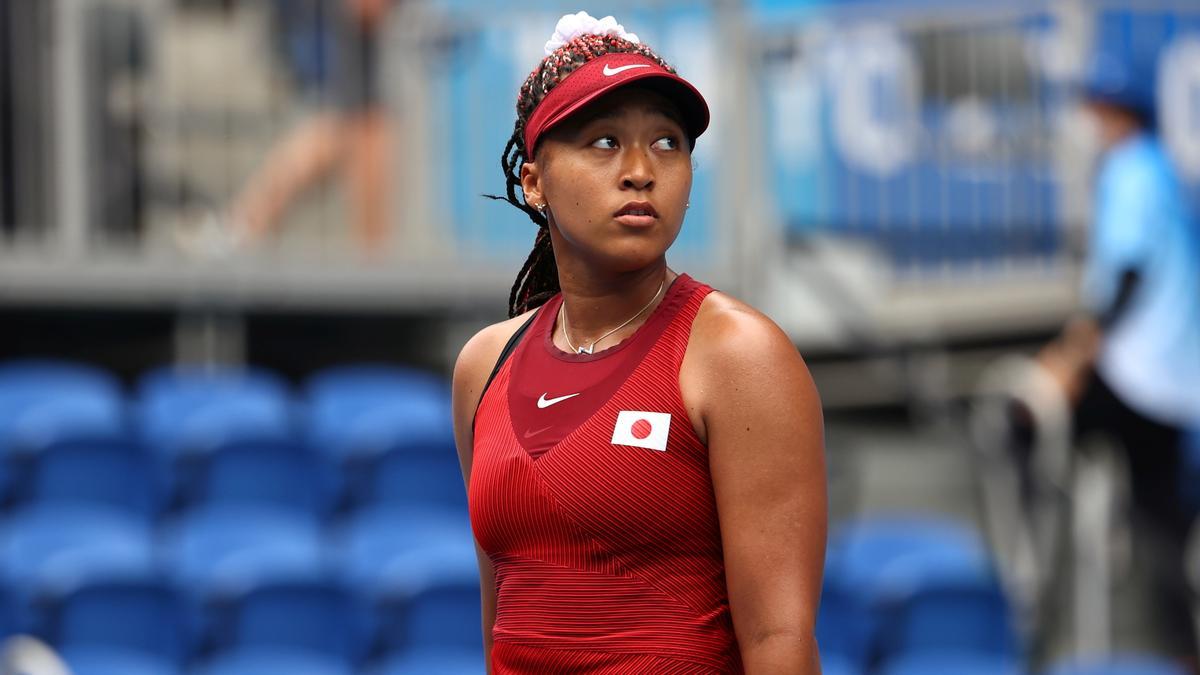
[560,278,666,355]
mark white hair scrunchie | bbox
[543,11,639,56]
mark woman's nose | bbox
[620,148,654,190]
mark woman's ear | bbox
[520,161,543,208]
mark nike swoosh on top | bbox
[537,392,580,408]
[524,425,553,439]
[603,63,652,77]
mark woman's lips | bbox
[614,201,658,227]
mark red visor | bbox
[523,52,710,158]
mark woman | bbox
[451,12,826,673]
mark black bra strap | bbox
[473,312,537,426]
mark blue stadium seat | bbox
[824,513,999,665]
[357,434,465,511]
[0,584,25,639]
[1046,655,1190,675]
[160,505,325,597]
[817,565,874,670]
[195,647,353,675]
[0,359,125,456]
[333,505,475,593]
[875,553,1019,661]
[26,437,164,522]
[217,580,374,668]
[368,648,484,675]
[191,439,338,519]
[392,575,481,650]
[827,514,991,591]
[820,652,863,675]
[879,652,1023,675]
[374,554,481,655]
[49,577,193,670]
[136,365,294,458]
[59,647,180,675]
[304,364,450,460]
[0,505,155,595]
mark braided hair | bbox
[486,33,679,318]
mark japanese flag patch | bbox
[611,411,671,452]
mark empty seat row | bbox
[0,502,474,603]
[10,568,482,675]
[0,360,462,517]
[0,359,451,462]
[0,434,465,520]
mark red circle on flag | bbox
[631,419,653,440]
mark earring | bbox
[685,201,690,210]
[535,203,547,215]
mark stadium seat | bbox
[819,652,863,675]
[827,514,992,592]
[393,575,481,650]
[824,513,1002,665]
[0,583,25,640]
[0,505,155,595]
[355,435,465,511]
[190,439,338,519]
[160,504,325,597]
[333,505,475,592]
[368,648,484,675]
[375,560,481,654]
[58,647,180,675]
[0,359,125,456]
[817,566,874,670]
[195,647,353,675]
[304,364,450,460]
[48,576,193,670]
[215,580,373,668]
[879,652,1023,675]
[875,552,1019,661]
[135,365,294,458]
[1045,655,1190,675]
[25,437,164,522]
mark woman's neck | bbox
[555,262,675,346]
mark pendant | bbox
[578,344,594,355]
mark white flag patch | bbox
[611,410,671,452]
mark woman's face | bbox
[521,87,693,274]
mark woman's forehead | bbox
[556,86,686,131]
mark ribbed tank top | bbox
[469,274,743,673]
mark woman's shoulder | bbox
[690,290,798,362]
[680,288,820,444]
[453,307,540,395]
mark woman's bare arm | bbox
[683,294,827,674]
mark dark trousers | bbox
[1074,369,1194,661]
[1074,369,1186,538]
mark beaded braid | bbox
[484,33,679,318]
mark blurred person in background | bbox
[452,12,826,673]
[1039,47,1200,662]
[197,0,395,256]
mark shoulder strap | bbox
[479,311,537,403]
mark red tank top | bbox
[469,274,743,674]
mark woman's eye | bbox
[591,136,617,149]
[652,136,679,150]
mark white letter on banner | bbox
[1159,35,1200,181]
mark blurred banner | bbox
[1,0,1199,345]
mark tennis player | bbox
[451,12,826,673]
